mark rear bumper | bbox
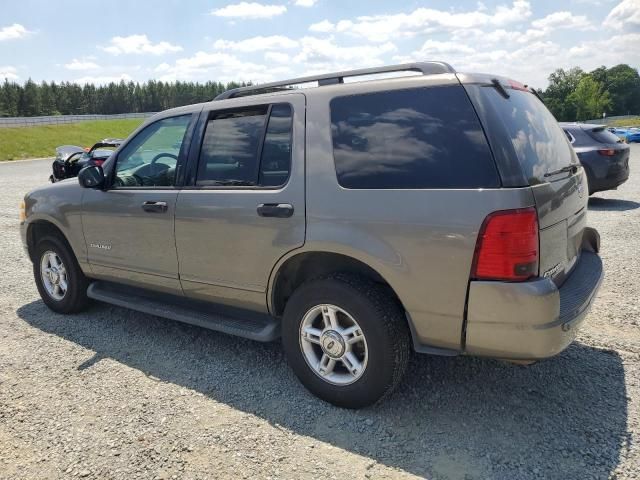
[464,229,603,360]
[590,160,629,193]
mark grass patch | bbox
[609,117,640,127]
[0,119,144,161]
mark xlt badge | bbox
[543,263,563,278]
[89,243,112,251]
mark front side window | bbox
[330,86,499,189]
[114,114,191,187]
[196,104,293,187]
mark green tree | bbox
[18,78,41,116]
[543,67,584,120]
[568,76,612,121]
[606,64,640,115]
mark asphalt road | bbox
[1,147,639,479]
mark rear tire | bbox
[33,235,90,314]
[282,274,410,408]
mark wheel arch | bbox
[26,220,75,263]
[268,249,407,319]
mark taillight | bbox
[597,149,617,157]
[471,207,539,282]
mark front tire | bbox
[282,274,410,408]
[33,235,90,314]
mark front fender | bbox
[23,181,87,267]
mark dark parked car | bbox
[561,123,630,195]
[50,139,123,182]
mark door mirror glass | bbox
[78,165,105,188]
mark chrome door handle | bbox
[142,201,168,213]
[257,203,294,218]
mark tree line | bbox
[1,63,638,120]
[0,79,247,117]
[541,64,640,121]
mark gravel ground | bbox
[1,148,639,480]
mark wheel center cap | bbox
[49,269,59,284]
[320,330,345,358]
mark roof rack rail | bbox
[214,61,456,101]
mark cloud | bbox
[213,35,298,52]
[64,58,100,70]
[604,0,640,31]
[449,9,592,48]
[73,73,133,85]
[155,51,293,83]
[293,36,396,69]
[102,35,182,55]
[309,1,532,42]
[264,51,290,63]
[0,65,19,80]
[210,2,287,19]
[531,11,592,30]
[294,0,318,6]
[309,20,334,33]
[0,23,32,41]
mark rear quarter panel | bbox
[302,80,537,350]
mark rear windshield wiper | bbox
[544,164,579,178]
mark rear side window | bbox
[586,127,622,144]
[330,86,499,189]
[259,104,293,187]
[196,104,292,187]
[474,87,577,184]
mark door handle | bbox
[257,203,294,218]
[142,201,168,213]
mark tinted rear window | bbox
[476,87,577,184]
[586,127,622,144]
[330,86,499,189]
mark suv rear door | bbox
[464,79,588,285]
[174,93,306,311]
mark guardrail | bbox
[0,112,156,128]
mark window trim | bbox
[186,102,294,191]
[107,113,196,190]
[564,129,576,145]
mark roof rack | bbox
[214,61,456,101]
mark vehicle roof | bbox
[143,66,533,125]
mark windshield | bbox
[586,127,622,144]
[475,86,577,184]
[90,148,116,159]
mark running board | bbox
[87,281,280,342]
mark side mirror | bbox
[78,165,105,188]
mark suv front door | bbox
[175,94,306,311]
[82,113,197,294]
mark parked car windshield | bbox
[586,127,622,144]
